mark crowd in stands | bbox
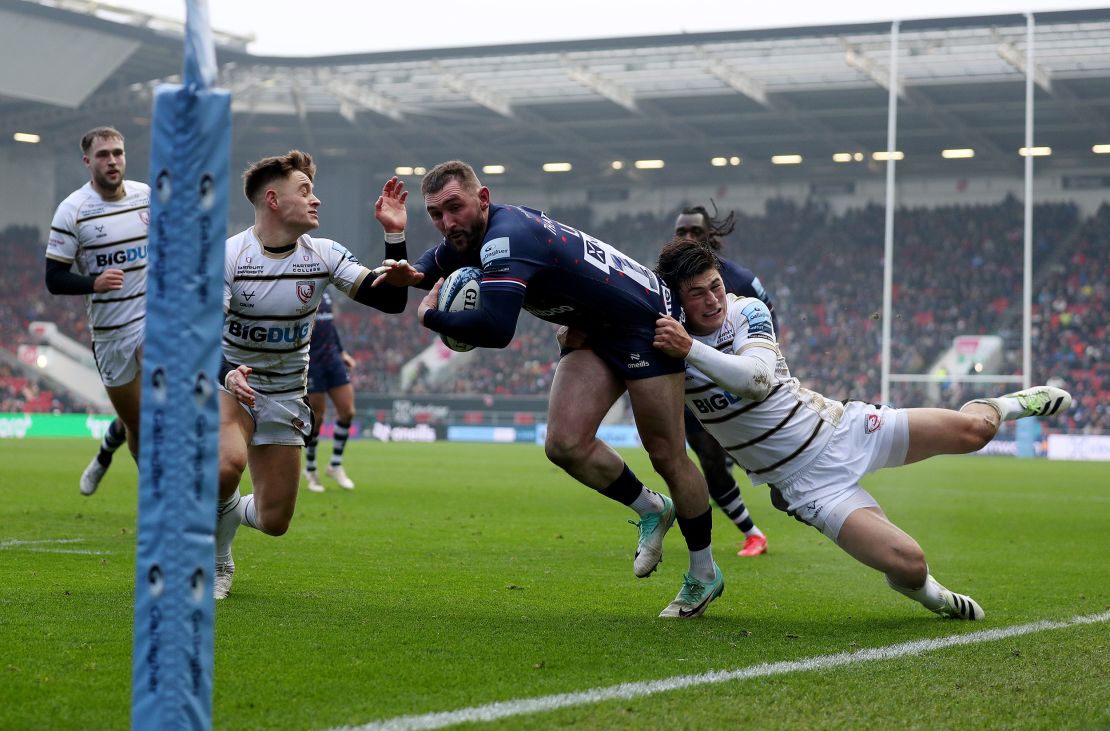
[0,362,86,414]
[3,193,1105,432]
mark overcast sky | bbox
[114,0,1109,56]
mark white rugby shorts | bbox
[768,401,909,541]
[92,326,144,388]
[222,387,313,447]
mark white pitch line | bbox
[26,548,112,555]
[329,610,1110,731]
[0,538,85,548]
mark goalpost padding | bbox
[132,3,228,726]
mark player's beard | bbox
[448,219,484,254]
[94,169,124,197]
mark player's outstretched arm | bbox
[653,313,777,402]
[370,259,425,288]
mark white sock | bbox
[887,573,947,612]
[629,488,665,517]
[688,546,716,582]
[744,525,765,539]
[991,396,1026,421]
[240,493,263,531]
[215,491,243,563]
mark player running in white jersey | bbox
[653,238,1072,620]
[214,150,408,599]
[44,127,149,496]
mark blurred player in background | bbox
[373,161,724,619]
[215,150,408,599]
[44,126,149,497]
[303,289,358,492]
[673,204,774,556]
[654,238,1073,620]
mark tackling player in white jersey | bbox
[45,126,149,496]
[653,238,1072,620]
[214,150,409,599]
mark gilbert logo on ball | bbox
[436,267,482,352]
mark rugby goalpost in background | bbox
[879,15,1036,410]
[132,0,229,728]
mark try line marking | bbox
[0,538,111,556]
[328,610,1110,731]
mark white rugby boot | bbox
[80,458,109,496]
[326,464,355,490]
[304,469,325,493]
[213,559,235,600]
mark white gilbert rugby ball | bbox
[436,267,482,352]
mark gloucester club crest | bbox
[296,280,316,304]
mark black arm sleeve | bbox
[422,286,522,349]
[45,258,96,295]
[349,238,410,313]
[351,275,408,313]
[384,240,407,265]
[218,358,237,386]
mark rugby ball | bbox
[436,266,482,352]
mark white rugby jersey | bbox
[45,181,150,342]
[685,294,844,486]
[222,228,370,397]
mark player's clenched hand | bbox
[341,352,356,370]
[374,176,408,233]
[94,268,124,293]
[653,314,693,359]
[417,278,445,326]
[556,326,587,350]
[370,258,425,288]
[224,365,256,407]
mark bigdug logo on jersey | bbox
[226,319,311,344]
[95,245,147,268]
[691,389,742,414]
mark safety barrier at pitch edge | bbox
[0,413,115,439]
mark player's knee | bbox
[264,517,291,537]
[964,414,996,451]
[888,543,928,587]
[218,456,247,491]
[544,434,581,468]
[643,444,685,481]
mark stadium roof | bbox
[4,0,1110,186]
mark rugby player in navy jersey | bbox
[673,205,772,557]
[303,290,358,492]
[373,161,723,618]
[654,238,1073,620]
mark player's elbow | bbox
[740,366,774,402]
[478,330,514,349]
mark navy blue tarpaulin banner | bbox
[132,1,228,728]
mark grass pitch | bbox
[1,439,1107,730]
